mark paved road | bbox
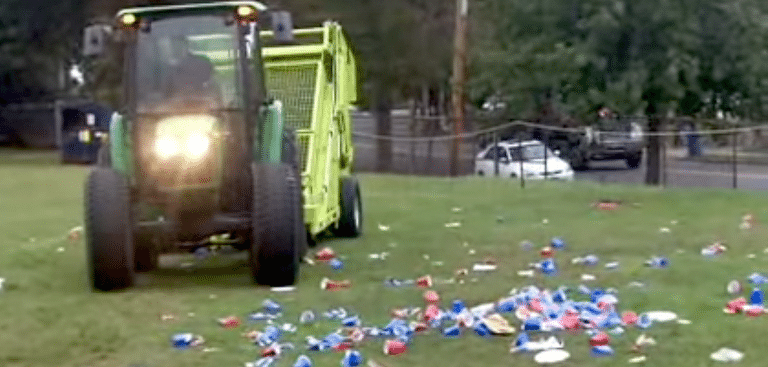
[352,112,768,189]
[580,158,768,190]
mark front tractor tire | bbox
[250,163,305,286]
[85,168,134,291]
[335,176,363,237]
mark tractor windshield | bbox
[134,14,243,113]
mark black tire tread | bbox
[335,176,362,237]
[85,168,134,291]
[250,163,302,286]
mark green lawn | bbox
[1,149,767,367]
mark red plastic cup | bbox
[540,247,555,258]
[315,247,336,261]
[384,339,407,356]
[621,311,638,326]
[423,290,440,304]
[424,304,441,322]
[589,332,610,346]
[416,275,433,288]
[218,316,241,328]
[321,278,352,291]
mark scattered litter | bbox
[320,278,352,291]
[550,237,566,250]
[518,270,535,278]
[68,226,83,242]
[539,247,554,258]
[635,334,656,347]
[629,356,647,363]
[423,290,440,304]
[572,255,599,266]
[483,314,515,335]
[160,313,176,321]
[542,218,549,224]
[377,224,390,231]
[271,286,296,293]
[468,249,476,255]
[676,319,691,325]
[645,311,677,323]
[218,316,241,328]
[644,257,669,269]
[341,350,363,367]
[591,345,614,357]
[56,247,65,253]
[740,214,756,230]
[604,262,619,270]
[383,339,407,355]
[710,347,744,363]
[293,355,312,367]
[209,294,217,299]
[431,261,444,266]
[368,252,389,260]
[628,281,646,288]
[416,275,433,288]
[748,273,768,285]
[670,220,678,225]
[202,347,220,353]
[594,200,621,210]
[581,274,596,281]
[659,227,671,233]
[444,222,461,228]
[315,247,336,261]
[727,280,743,295]
[329,258,344,271]
[171,333,204,349]
[533,349,570,364]
[589,332,610,346]
[472,263,497,272]
[747,254,756,259]
[422,254,430,261]
[702,242,727,257]
[451,207,462,213]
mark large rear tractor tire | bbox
[335,176,363,237]
[85,168,134,291]
[250,163,304,286]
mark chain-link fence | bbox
[351,112,768,190]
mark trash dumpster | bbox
[60,103,113,164]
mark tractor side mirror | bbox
[270,11,294,43]
[83,24,113,57]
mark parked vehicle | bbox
[475,140,574,181]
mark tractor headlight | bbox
[155,137,179,158]
[186,134,210,160]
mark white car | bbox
[475,140,575,181]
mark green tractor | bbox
[83,1,362,291]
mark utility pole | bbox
[450,0,468,176]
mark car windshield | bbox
[134,14,241,113]
[508,144,554,161]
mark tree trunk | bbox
[375,92,392,172]
[645,114,661,185]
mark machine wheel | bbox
[625,152,642,169]
[335,176,363,237]
[250,163,303,286]
[134,233,159,272]
[85,168,134,291]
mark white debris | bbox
[581,274,596,281]
[451,207,462,213]
[629,356,647,363]
[468,249,476,255]
[659,227,671,233]
[517,270,535,278]
[271,286,296,292]
[710,347,744,363]
[472,263,497,272]
[56,247,65,253]
[542,219,549,224]
[378,224,390,231]
[444,222,461,228]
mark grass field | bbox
[1,149,768,367]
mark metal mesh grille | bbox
[264,63,317,131]
[265,63,318,173]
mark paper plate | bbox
[534,349,570,364]
[711,347,744,362]
[645,311,677,322]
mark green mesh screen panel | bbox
[264,63,318,173]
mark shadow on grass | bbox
[133,252,255,289]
